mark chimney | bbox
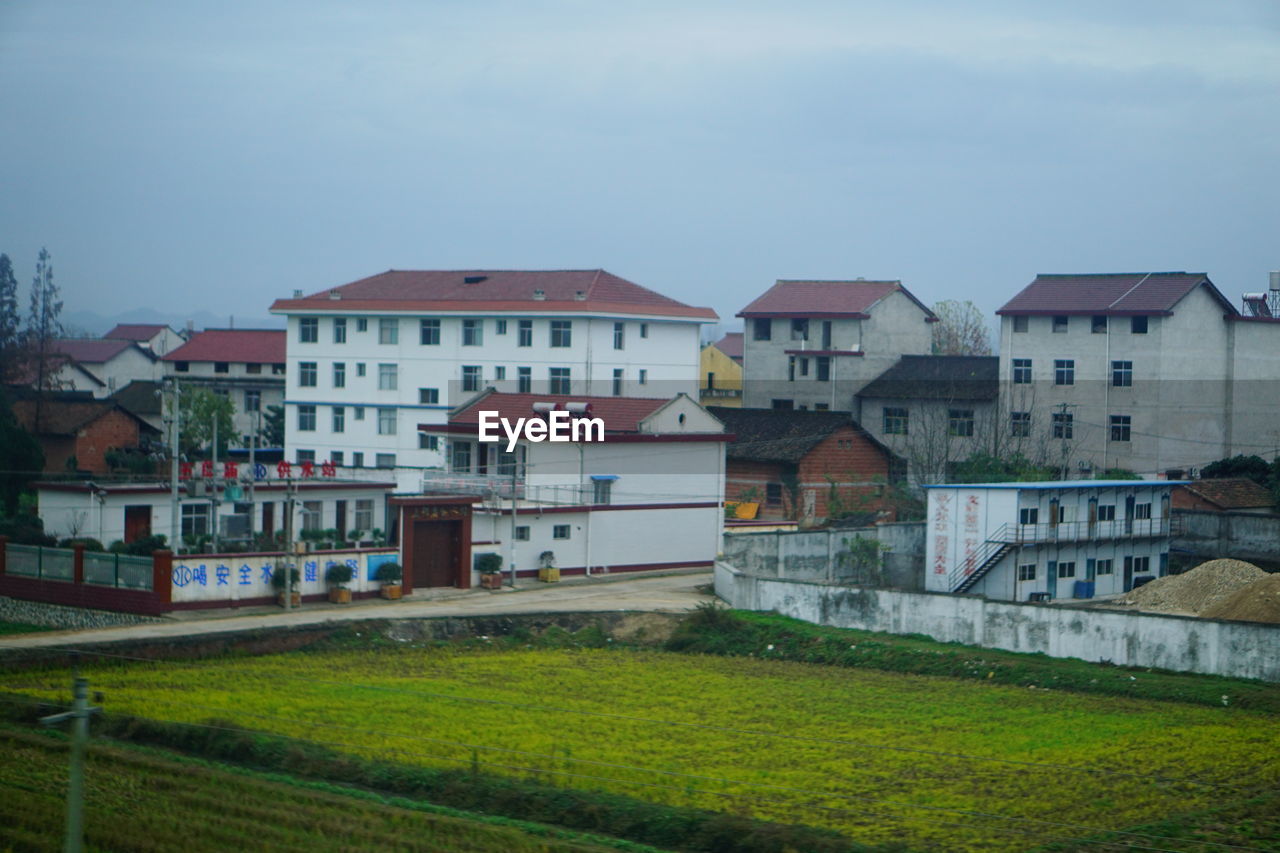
[292,289,303,298]
[328,290,341,300]
[573,290,586,301]
[532,289,546,301]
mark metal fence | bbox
[83,551,154,590]
[4,544,76,580]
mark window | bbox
[333,362,345,388]
[297,405,316,431]
[332,406,345,433]
[299,362,317,387]
[1019,507,1039,525]
[352,451,364,468]
[299,317,318,343]
[640,323,649,338]
[753,318,772,341]
[354,406,365,421]
[517,367,532,393]
[549,367,571,394]
[1133,555,1151,573]
[1052,412,1073,439]
[451,441,472,472]
[613,322,625,350]
[175,361,189,372]
[330,451,344,466]
[790,318,809,341]
[244,389,261,412]
[1052,315,1069,333]
[494,366,505,380]
[462,365,482,392]
[1010,411,1031,437]
[378,363,397,390]
[1057,561,1076,579]
[419,388,439,404]
[356,363,366,377]
[1096,558,1114,575]
[765,483,783,506]
[1110,415,1131,442]
[815,403,829,411]
[354,499,373,531]
[1131,316,1148,334]
[518,320,533,347]
[798,358,809,377]
[377,408,396,435]
[771,399,794,410]
[1111,360,1132,387]
[1018,564,1036,581]
[378,318,398,344]
[214,361,229,374]
[612,369,623,396]
[301,501,322,532]
[592,479,613,504]
[788,356,796,382]
[1134,502,1152,520]
[356,318,368,332]
[553,524,571,540]
[418,433,438,450]
[246,362,262,374]
[496,319,508,335]
[514,526,530,541]
[948,409,974,437]
[297,449,316,464]
[375,453,396,469]
[883,407,909,435]
[1092,315,1108,334]
[333,317,347,343]
[638,369,647,385]
[550,320,572,347]
[1012,358,1031,384]
[181,503,210,538]
[463,319,483,346]
[213,388,229,399]
[420,319,440,345]
[816,356,831,381]
[1053,359,1075,386]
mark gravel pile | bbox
[1201,573,1280,624]
[1118,559,1267,615]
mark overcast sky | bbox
[2,1,1278,331]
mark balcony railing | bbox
[420,471,588,506]
[992,518,1177,544]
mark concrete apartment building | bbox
[737,280,937,411]
[925,480,1178,602]
[162,329,287,447]
[699,332,743,407]
[270,270,717,490]
[996,272,1280,477]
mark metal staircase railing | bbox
[949,524,1015,594]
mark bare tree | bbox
[931,300,993,356]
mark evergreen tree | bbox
[0,387,45,515]
[0,254,22,383]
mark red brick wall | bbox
[1171,487,1217,513]
[74,410,140,473]
[726,459,789,519]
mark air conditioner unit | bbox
[1186,467,1199,480]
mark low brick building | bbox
[1173,478,1275,515]
[12,393,158,474]
[708,406,900,525]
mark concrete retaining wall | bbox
[1174,510,1280,569]
[715,563,1280,682]
[722,523,924,590]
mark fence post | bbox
[73,544,86,586]
[152,549,173,609]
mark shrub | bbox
[474,553,503,574]
[270,565,301,590]
[373,561,402,583]
[324,562,354,587]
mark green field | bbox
[0,726,665,853]
[3,634,1276,852]
[0,620,55,636]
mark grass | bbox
[0,620,56,636]
[1,637,1276,852]
[0,724,670,853]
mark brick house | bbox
[708,406,900,525]
[1172,478,1275,514]
[12,393,159,473]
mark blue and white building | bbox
[925,480,1182,602]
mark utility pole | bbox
[210,416,219,553]
[40,659,102,853]
[508,462,518,588]
[168,381,181,549]
[1057,401,1075,480]
[284,475,297,609]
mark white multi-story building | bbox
[996,272,1280,477]
[162,329,287,447]
[737,279,937,410]
[925,480,1179,602]
[270,270,717,489]
[412,390,727,587]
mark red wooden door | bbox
[124,505,151,544]
[412,520,458,588]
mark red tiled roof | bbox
[49,338,141,363]
[269,269,718,320]
[163,329,286,363]
[446,392,670,434]
[997,273,1236,316]
[105,323,170,341]
[737,279,936,320]
[713,332,743,361]
[1180,478,1274,510]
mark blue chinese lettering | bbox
[192,565,208,586]
[238,565,253,585]
[260,565,274,584]
[172,565,191,587]
[216,565,231,586]
[253,463,268,480]
[304,560,318,583]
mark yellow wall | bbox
[699,344,743,408]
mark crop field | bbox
[3,643,1276,852]
[0,725,661,853]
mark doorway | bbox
[124,505,151,544]
[411,520,460,588]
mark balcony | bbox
[993,518,1178,545]
[419,471,588,506]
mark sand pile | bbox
[1118,559,1266,615]
[1201,573,1280,624]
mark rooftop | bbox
[270,269,717,321]
[857,355,998,401]
[443,391,674,434]
[49,338,146,364]
[707,406,889,464]
[13,396,155,436]
[712,332,743,361]
[105,323,172,342]
[924,480,1187,490]
[163,329,286,364]
[737,279,936,320]
[997,272,1235,316]
[1178,478,1275,510]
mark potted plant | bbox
[475,553,504,589]
[345,529,363,548]
[374,561,403,599]
[270,564,302,607]
[324,562,354,603]
[321,528,341,550]
[538,550,559,584]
